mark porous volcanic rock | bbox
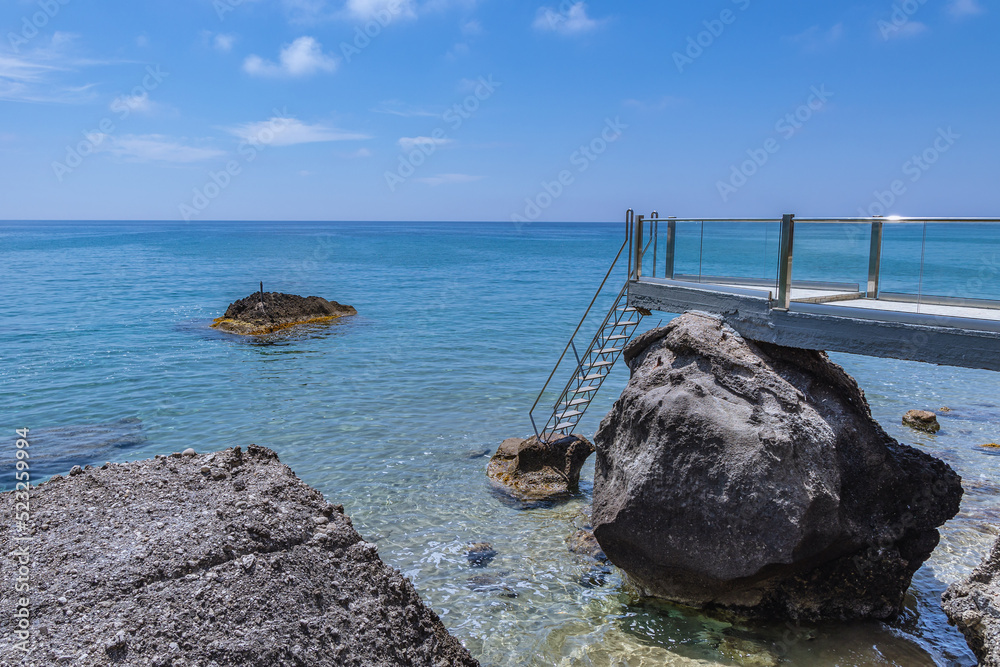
[487,434,594,502]
[593,312,962,621]
[0,445,478,666]
[903,409,941,434]
[943,536,1000,666]
[212,291,356,335]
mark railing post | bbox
[626,209,634,279]
[651,211,658,278]
[665,217,676,279]
[775,214,795,310]
[633,215,644,279]
[867,219,884,299]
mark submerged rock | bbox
[903,409,941,434]
[466,542,497,568]
[212,291,356,335]
[568,529,607,562]
[487,434,594,502]
[593,312,962,621]
[0,444,478,666]
[943,536,1000,666]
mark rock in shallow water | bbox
[0,444,478,666]
[943,536,1000,666]
[593,312,963,621]
[212,291,356,335]
[903,409,941,434]
[487,434,594,502]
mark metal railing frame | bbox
[634,214,1000,312]
[529,210,636,441]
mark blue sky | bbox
[0,0,996,221]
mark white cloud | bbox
[345,0,417,20]
[227,117,370,146]
[948,0,986,18]
[96,134,225,163]
[110,92,154,114]
[461,19,482,36]
[244,37,338,78]
[348,147,373,158]
[214,34,237,52]
[533,2,604,35]
[414,173,482,186]
[398,136,454,151]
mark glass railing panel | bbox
[878,222,926,298]
[913,222,1000,304]
[789,222,870,293]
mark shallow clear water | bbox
[2,221,999,666]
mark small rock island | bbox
[212,287,357,335]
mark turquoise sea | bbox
[3,220,1000,666]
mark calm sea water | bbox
[2,220,1000,666]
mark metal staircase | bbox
[529,210,653,442]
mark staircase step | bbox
[617,307,639,312]
[555,421,577,431]
[557,410,584,419]
[587,361,614,369]
[578,373,606,382]
[560,398,590,408]
[592,347,622,355]
[603,335,629,341]
[611,320,639,327]
[573,385,600,393]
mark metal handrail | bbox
[528,210,635,439]
[633,211,1000,311]
[537,278,631,438]
[644,217,1000,224]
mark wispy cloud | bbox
[414,173,482,186]
[948,0,986,18]
[214,34,237,52]
[787,23,844,51]
[244,37,338,77]
[882,20,929,40]
[372,100,439,117]
[533,2,605,35]
[0,33,103,104]
[94,134,225,163]
[398,136,453,151]
[227,117,370,146]
[623,96,683,112]
[110,91,156,115]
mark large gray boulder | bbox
[593,312,962,621]
[942,536,1000,665]
[0,445,478,666]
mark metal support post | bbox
[633,215,644,279]
[775,214,795,310]
[665,217,676,279]
[867,220,884,299]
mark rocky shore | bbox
[212,291,356,335]
[943,535,1000,666]
[0,445,477,666]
